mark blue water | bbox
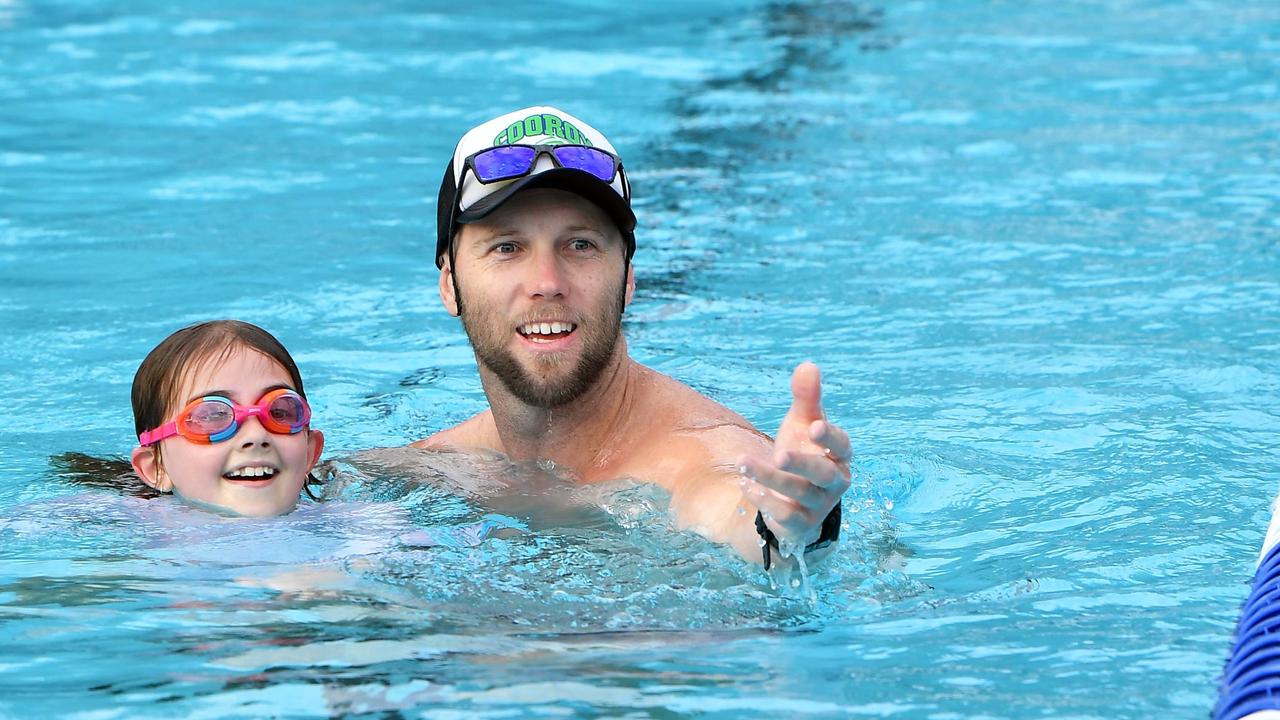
[3,0,1279,716]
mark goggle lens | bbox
[184,400,235,436]
[264,392,307,431]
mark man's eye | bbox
[494,242,517,254]
[570,238,595,251]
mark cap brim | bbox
[457,168,636,234]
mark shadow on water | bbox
[707,1,887,92]
[638,0,893,300]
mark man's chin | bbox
[474,323,621,408]
[499,374,584,409]
[526,351,575,372]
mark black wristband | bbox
[755,502,842,570]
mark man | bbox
[413,106,850,567]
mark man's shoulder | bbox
[639,365,755,421]
[619,365,772,530]
[409,411,499,450]
[635,365,770,446]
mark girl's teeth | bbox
[227,466,276,478]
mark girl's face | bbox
[131,347,324,517]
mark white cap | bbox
[435,106,635,267]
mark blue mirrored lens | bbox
[551,146,617,182]
[472,146,537,183]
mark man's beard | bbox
[459,285,625,409]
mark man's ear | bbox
[439,255,460,317]
[623,263,635,309]
[131,445,172,492]
[305,429,326,471]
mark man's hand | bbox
[739,362,851,551]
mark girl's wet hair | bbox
[132,320,307,440]
[51,451,162,498]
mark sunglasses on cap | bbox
[139,388,311,446]
[462,144,625,189]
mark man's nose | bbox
[528,247,566,299]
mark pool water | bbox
[2,0,1279,716]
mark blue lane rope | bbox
[1216,540,1280,719]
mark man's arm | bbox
[666,362,851,565]
[661,426,779,562]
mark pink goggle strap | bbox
[138,422,178,446]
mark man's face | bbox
[443,188,634,408]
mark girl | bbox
[129,320,325,517]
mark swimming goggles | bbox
[463,144,624,186]
[139,388,311,446]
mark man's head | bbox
[435,107,638,408]
[435,106,636,270]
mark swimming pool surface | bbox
[2,0,1279,717]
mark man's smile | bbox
[517,320,577,345]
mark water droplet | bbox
[738,505,746,515]
[884,499,895,511]
[757,538,767,548]
[790,577,802,588]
